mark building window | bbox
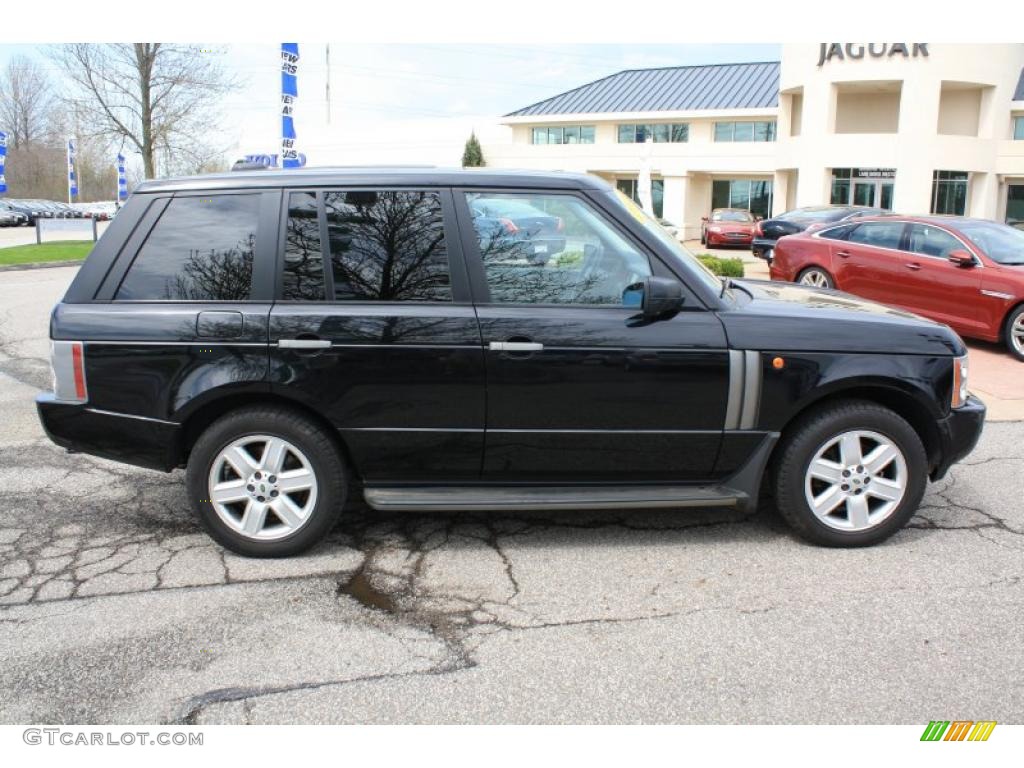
[1006,184,1024,224]
[931,171,969,216]
[710,179,773,219]
[1014,117,1024,140]
[615,178,665,219]
[616,124,689,143]
[713,121,776,142]
[531,126,595,145]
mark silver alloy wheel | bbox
[799,269,831,288]
[207,434,318,541]
[803,429,908,532]
[1011,313,1024,356]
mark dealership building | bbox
[484,43,1024,240]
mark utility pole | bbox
[325,44,332,125]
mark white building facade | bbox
[484,44,1024,240]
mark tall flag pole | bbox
[0,131,7,195]
[280,43,300,168]
[67,138,78,204]
[116,154,128,204]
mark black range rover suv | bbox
[37,168,985,557]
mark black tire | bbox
[1004,304,1024,362]
[772,400,927,547]
[186,406,347,557]
[796,266,834,289]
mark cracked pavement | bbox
[1,265,1022,724]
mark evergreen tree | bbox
[462,132,485,167]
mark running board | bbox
[363,485,745,512]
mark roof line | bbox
[504,60,781,117]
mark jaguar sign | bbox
[817,43,929,67]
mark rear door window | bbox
[846,221,905,251]
[907,224,964,259]
[116,195,260,300]
[280,190,453,302]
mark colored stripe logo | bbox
[921,720,996,741]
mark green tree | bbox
[461,131,485,168]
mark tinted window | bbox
[957,221,1024,265]
[116,195,258,300]
[282,191,325,300]
[847,221,905,250]
[907,224,964,259]
[324,190,451,302]
[818,224,855,241]
[465,192,651,306]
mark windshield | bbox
[957,221,1024,265]
[712,210,753,223]
[610,190,723,296]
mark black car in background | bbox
[37,168,984,557]
[2,200,47,225]
[752,205,887,262]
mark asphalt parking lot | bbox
[1,265,1022,724]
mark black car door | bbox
[267,187,486,483]
[455,188,730,483]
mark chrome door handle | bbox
[278,338,332,349]
[905,263,922,271]
[836,251,851,258]
[489,341,543,352]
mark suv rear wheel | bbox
[186,407,347,557]
[772,400,927,547]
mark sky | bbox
[0,43,780,169]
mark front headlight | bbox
[708,226,722,233]
[951,354,969,409]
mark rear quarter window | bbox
[115,195,260,301]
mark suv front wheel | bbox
[186,407,347,557]
[772,400,927,547]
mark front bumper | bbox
[931,395,986,480]
[36,393,182,472]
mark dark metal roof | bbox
[1014,67,1024,101]
[507,61,780,117]
[133,167,612,194]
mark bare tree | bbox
[50,44,238,179]
[0,56,54,149]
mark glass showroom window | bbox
[617,124,689,143]
[830,168,852,205]
[1014,117,1024,140]
[532,126,595,145]
[711,179,773,219]
[616,178,665,218]
[714,121,776,142]
[931,171,969,216]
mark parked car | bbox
[752,205,888,262]
[37,168,984,557]
[701,208,757,247]
[769,216,1024,360]
[1,200,40,224]
[0,202,29,227]
[468,195,566,264]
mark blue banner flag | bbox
[281,43,301,168]
[67,138,78,201]
[116,153,128,201]
[0,131,7,195]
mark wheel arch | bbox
[174,392,358,479]
[1000,299,1024,342]
[773,383,943,474]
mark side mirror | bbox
[947,250,975,268]
[625,276,684,319]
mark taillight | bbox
[51,341,88,403]
[754,221,764,237]
[555,216,564,233]
[499,218,519,235]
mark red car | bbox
[701,208,757,247]
[770,216,1024,360]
